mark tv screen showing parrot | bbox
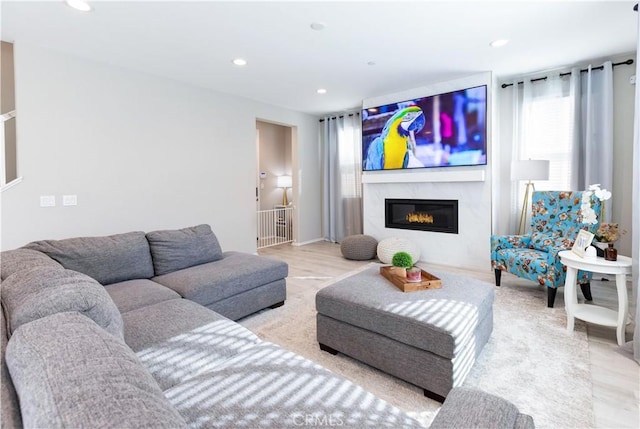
[362,85,487,171]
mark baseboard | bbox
[292,238,325,247]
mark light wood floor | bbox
[259,241,640,429]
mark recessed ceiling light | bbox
[490,39,509,48]
[66,0,92,12]
[310,22,326,31]
[232,58,247,66]
[317,88,327,95]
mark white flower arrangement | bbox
[581,184,611,225]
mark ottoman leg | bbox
[269,301,285,309]
[319,343,339,355]
[423,389,446,403]
[494,269,501,286]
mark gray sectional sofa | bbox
[0,224,534,428]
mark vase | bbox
[604,243,617,261]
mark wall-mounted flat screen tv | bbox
[362,85,487,171]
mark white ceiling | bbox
[2,1,637,116]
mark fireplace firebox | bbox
[385,199,458,234]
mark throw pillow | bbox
[146,224,223,276]
[25,231,154,285]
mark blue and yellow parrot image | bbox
[364,106,426,170]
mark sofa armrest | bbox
[431,387,534,429]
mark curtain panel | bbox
[320,114,363,243]
[503,64,615,234]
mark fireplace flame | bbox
[406,212,434,224]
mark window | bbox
[521,92,575,191]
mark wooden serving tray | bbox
[380,266,442,292]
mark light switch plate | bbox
[40,195,56,207]
[63,195,78,206]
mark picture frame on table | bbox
[571,230,595,258]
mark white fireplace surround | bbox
[362,72,493,272]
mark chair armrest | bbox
[490,235,531,251]
[535,236,574,261]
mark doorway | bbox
[256,120,295,248]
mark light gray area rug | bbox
[240,264,593,429]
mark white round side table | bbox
[559,250,632,345]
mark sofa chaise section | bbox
[152,251,287,320]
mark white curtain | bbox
[508,76,574,233]
[507,63,614,233]
[321,114,363,243]
[571,62,615,220]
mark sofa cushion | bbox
[25,231,154,285]
[146,224,223,276]
[152,251,288,306]
[1,267,123,339]
[104,279,181,314]
[430,387,534,429]
[5,312,187,429]
[122,299,260,390]
[0,248,63,280]
[164,342,423,428]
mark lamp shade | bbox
[277,175,292,188]
[511,160,550,181]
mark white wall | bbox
[362,73,493,272]
[0,43,321,251]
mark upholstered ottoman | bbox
[316,266,494,402]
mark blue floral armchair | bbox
[491,191,600,308]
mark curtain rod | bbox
[501,59,634,89]
[318,112,360,123]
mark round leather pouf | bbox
[377,237,421,264]
[340,235,378,260]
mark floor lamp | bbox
[511,160,550,235]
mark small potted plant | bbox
[391,251,413,278]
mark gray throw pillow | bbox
[1,267,124,339]
[0,248,63,281]
[25,231,154,285]
[5,312,187,429]
[146,224,223,276]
